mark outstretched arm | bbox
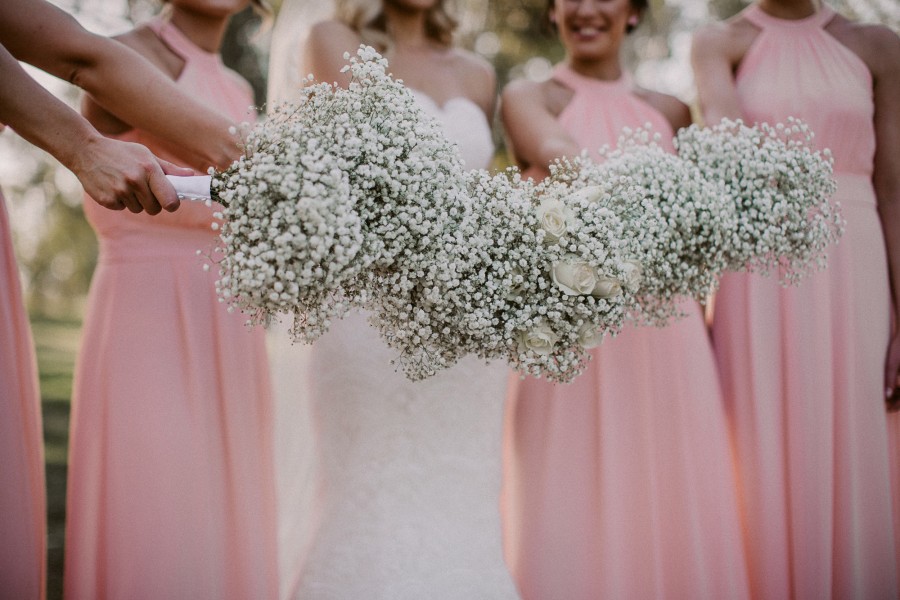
[0,0,241,171]
[0,42,191,214]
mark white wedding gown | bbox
[267,60,521,596]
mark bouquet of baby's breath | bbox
[367,168,639,381]
[205,46,840,383]
[675,118,842,282]
[211,46,465,342]
[368,121,841,383]
[548,131,735,327]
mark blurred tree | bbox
[1,83,97,319]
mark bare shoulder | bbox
[827,16,900,79]
[635,89,692,131]
[450,47,495,85]
[307,19,362,59]
[446,47,496,113]
[502,76,535,101]
[692,15,759,65]
[450,47,496,101]
[115,25,182,79]
[501,77,547,112]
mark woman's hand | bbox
[73,135,193,214]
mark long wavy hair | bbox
[333,0,458,51]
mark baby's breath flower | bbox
[206,48,840,384]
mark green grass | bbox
[32,315,80,600]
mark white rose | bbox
[565,185,605,205]
[517,323,559,356]
[591,276,622,299]
[619,259,643,294]
[536,198,573,242]
[577,323,604,348]
[552,257,598,296]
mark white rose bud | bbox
[565,185,605,204]
[517,323,559,356]
[577,323,604,348]
[536,198,572,242]
[591,276,622,299]
[552,256,598,296]
[619,259,643,294]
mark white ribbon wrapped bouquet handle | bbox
[167,175,212,202]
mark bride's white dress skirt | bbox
[269,84,519,599]
[282,311,519,599]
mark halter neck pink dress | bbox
[710,5,898,599]
[501,64,749,600]
[0,178,46,599]
[64,18,278,600]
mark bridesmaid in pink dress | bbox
[692,1,900,597]
[2,3,252,593]
[0,175,45,599]
[64,3,279,599]
[499,1,749,598]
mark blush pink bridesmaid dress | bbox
[893,412,900,592]
[501,64,749,600]
[0,184,46,600]
[710,5,898,599]
[64,18,278,600]
[892,412,900,586]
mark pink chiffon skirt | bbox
[503,301,749,599]
[0,190,46,599]
[712,174,897,599]
[65,228,278,599]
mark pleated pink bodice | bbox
[711,5,898,599]
[66,17,278,600]
[737,5,874,178]
[502,63,749,600]
[521,64,673,182]
[555,64,675,155]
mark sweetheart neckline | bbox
[409,89,485,116]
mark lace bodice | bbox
[409,88,494,170]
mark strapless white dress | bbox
[271,91,520,600]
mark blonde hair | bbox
[333,0,458,51]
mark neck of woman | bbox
[566,55,624,81]
[756,0,822,20]
[168,7,230,53]
[383,5,431,48]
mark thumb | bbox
[148,160,181,212]
[158,157,195,177]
